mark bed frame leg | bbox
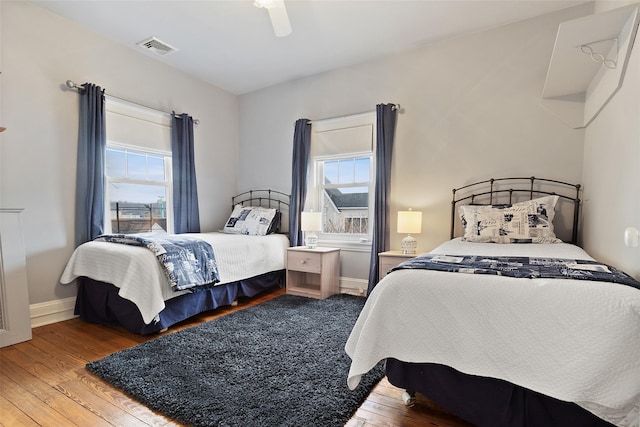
[402,391,416,407]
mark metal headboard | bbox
[450,177,581,244]
[232,189,290,211]
[231,189,290,234]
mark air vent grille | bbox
[136,37,177,56]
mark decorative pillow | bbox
[458,195,562,243]
[266,211,281,234]
[223,205,277,236]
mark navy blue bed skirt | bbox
[385,358,614,427]
[75,270,284,334]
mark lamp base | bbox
[401,234,417,255]
[305,231,318,249]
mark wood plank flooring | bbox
[0,288,474,426]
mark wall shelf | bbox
[542,4,640,129]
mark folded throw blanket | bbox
[391,254,640,290]
[94,233,220,291]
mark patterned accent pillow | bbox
[458,195,562,243]
[223,205,277,236]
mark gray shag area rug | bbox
[86,294,384,427]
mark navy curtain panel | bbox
[289,119,312,246]
[74,83,106,247]
[367,104,398,295]
[171,113,201,234]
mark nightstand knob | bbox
[300,259,306,264]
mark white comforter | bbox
[346,239,640,427]
[60,232,289,324]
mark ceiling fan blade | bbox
[267,0,292,37]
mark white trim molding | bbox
[30,297,78,328]
[340,277,368,297]
[30,279,368,329]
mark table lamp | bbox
[301,211,322,249]
[397,209,422,255]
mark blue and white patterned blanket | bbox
[390,254,640,290]
[94,233,220,291]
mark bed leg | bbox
[231,299,238,307]
[402,391,416,407]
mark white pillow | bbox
[458,195,561,243]
[223,205,277,236]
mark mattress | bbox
[61,232,289,324]
[345,238,640,426]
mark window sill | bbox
[317,239,372,252]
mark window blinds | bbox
[313,124,373,157]
[105,97,171,152]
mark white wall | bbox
[581,0,640,279]
[1,1,240,304]
[6,0,632,309]
[238,3,593,281]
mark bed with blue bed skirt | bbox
[74,270,283,334]
[62,231,289,334]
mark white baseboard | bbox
[29,279,368,329]
[340,277,368,297]
[30,297,78,328]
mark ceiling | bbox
[32,0,589,95]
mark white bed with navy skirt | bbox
[61,190,290,334]
[346,177,640,427]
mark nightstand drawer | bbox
[379,257,402,277]
[287,250,322,274]
[378,251,426,280]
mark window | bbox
[104,98,173,234]
[307,112,376,248]
[319,156,371,234]
[105,144,172,234]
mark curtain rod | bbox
[65,80,200,125]
[307,104,400,125]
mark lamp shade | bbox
[301,211,322,232]
[397,210,422,234]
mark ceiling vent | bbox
[136,36,178,56]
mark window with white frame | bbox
[306,112,376,247]
[104,98,173,234]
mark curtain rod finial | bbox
[391,103,404,114]
[65,80,85,90]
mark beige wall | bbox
[581,1,640,278]
[1,1,240,304]
[238,3,592,280]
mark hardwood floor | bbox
[0,288,473,427]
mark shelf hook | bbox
[578,37,618,69]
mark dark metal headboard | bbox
[450,177,581,244]
[232,189,289,211]
[231,189,290,233]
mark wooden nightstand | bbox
[378,251,423,279]
[286,246,340,299]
